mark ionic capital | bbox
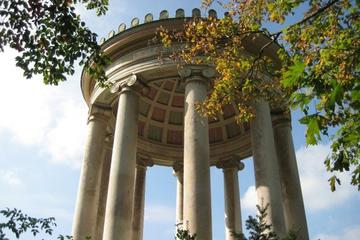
[136,155,154,169]
[88,104,112,124]
[110,73,149,95]
[271,110,292,129]
[172,161,184,175]
[178,65,216,84]
[216,157,244,171]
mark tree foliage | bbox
[1,207,298,240]
[175,204,297,240]
[175,225,197,240]
[241,204,296,240]
[243,204,279,240]
[0,208,72,240]
[160,0,360,191]
[0,0,109,85]
[1,0,358,191]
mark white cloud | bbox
[144,204,176,223]
[313,225,360,240]
[0,169,22,186]
[296,144,358,211]
[0,49,87,168]
[241,185,257,214]
[239,144,358,213]
[44,100,87,168]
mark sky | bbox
[0,1,359,239]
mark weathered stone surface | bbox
[175,8,185,18]
[102,86,140,240]
[108,30,115,38]
[72,106,111,240]
[251,100,286,236]
[192,8,201,17]
[131,18,140,27]
[159,10,169,19]
[273,114,309,239]
[144,13,153,23]
[208,9,217,18]
[183,73,212,240]
[118,23,126,32]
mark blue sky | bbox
[0,1,359,239]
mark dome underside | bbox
[110,77,253,166]
[138,79,250,145]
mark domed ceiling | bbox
[137,78,250,147]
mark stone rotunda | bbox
[72,8,309,240]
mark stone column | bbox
[180,66,214,240]
[95,137,113,240]
[173,162,184,231]
[72,105,111,240]
[217,159,244,240]
[132,157,153,240]
[103,75,146,240]
[272,112,309,239]
[250,100,286,236]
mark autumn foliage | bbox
[160,0,360,191]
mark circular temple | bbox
[81,9,281,166]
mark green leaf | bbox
[352,90,360,101]
[329,83,344,110]
[281,60,306,88]
[328,176,341,192]
[305,117,321,145]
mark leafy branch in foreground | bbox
[160,0,360,191]
[175,204,297,240]
[240,204,297,240]
[0,0,110,85]
[175,224,197,240]
[0,208,72,240]
[1,207,298,240]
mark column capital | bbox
[178,65,216,84]
[136,155,154,169]
[88,104,112,124]
[110,73,149,95]
[271,110,292,128]
[216,157,244,171]
[173,161,183,173]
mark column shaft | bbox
[132,165,147,240]
[250,100,286,236]
[183,77,212,239]
[72,111,108,240]
[103,87,139,240]
[223,168,242,240]
[95,146,112,240]
[273,119,309,239]
[175,170,184,227]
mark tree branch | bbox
[272,0,341,36]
